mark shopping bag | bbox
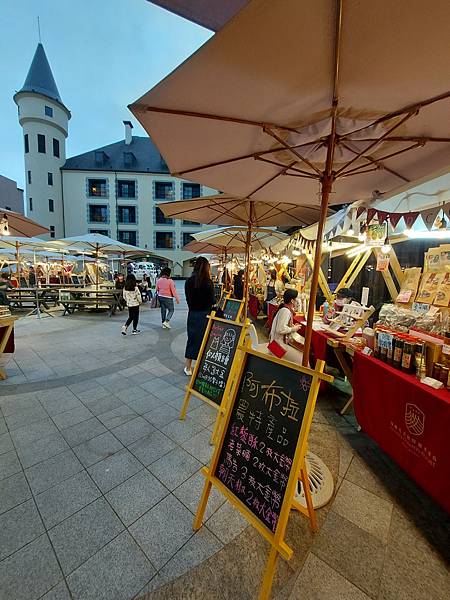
[150,293,160,309]
[267,339,287,358]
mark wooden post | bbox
[15,241,20,285]
[243,220,252,318]
[345,249,371,289]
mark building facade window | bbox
[45,105,53,117]
[155,206,173,225]
[155,232,173,249]
[48,172,53,186]
[49,199,54,213]
[118,230,137,246]
[29,198,33,211]
[89,229,109,236]
[88,204,108,223]
[154,181,174,200]
[38,134,46,153]
[183,219,200,226]
[49,226,55,238]
[118,206,136,224]
[117,180,136,198]
[53,138,60,158]
[27,170,32,184]
[87,179,107,197]
[24,134,29,153]
[182,232,196,247]
[182,183,201,199]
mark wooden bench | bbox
[59,290,123,317]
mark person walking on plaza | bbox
[233,269,244,300]
[156,267,180,329]
[121,274,142,335]
[184,256,215,376]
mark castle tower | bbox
[14,43,70,238]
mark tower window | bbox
[48,172,53,186]
[38,134,46,153]
[27,171,32,184]
[24,134,29,153]
[29,198,33,211]
[45,106,53,117]
[49,199,54,213]
[49,226,55,238]
[53,138,60,158]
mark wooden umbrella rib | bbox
[345,136,450,143]
[247,162,297,197]
[339,141,414,182]
[334,111,415,176]
[264,127,322,175]
[340,91,450,140]
[138,105,303,134]
[339,166,380,178]
[255,155,320,179]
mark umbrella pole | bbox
[302,176,333,366]
[243,222,252,317]
[15,242,20,286]
[96,244,99,290]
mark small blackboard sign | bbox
[192,319,242,406]
[214,283,223,303]
[214,352,313,533]
[222,298,242,322]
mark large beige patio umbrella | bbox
[130,0,450,364]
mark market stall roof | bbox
[131,0,450,207]
[148,0,248,31]
[190,226,287,252]
[51,233,149,255]
[158,194,329,227]
[1,209,49,237]
[0,236,53,251]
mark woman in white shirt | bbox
[269,288,303,364]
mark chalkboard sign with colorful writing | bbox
[214,352,312,533]
[192,319,242,406]
[222,298,242,321]
[214,283,223,303]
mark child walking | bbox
[156,267,180,329]
[121,274,142,335]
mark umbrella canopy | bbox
[190,226,287,252]
[184,240,242,255]
[130,0,450,364]
[52,233,148,256]
[0,209,49,237]
[158,194,328,227]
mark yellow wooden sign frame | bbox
[180,313,250,436]
[193,340,333,600]
[222,296,245,323]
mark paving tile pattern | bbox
[1,285,448,600]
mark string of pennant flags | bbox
[286,201,450,251]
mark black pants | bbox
[125,306,139,330]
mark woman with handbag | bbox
[156,268,180,329]
[268,288,303,364]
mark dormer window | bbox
[45,106,53,117]
[123,152,135,168]
[95,151,107,167]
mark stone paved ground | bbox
[0,283,449,600]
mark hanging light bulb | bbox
[0,214,10,236]
[292,249,301,256]
[347,227,354,236]
[381,238,392,254]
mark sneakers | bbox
[132,329,141,335]
[162,321,171,329]
[183,367,192,377]
[121,325,127,336]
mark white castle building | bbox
[14,43,215,276]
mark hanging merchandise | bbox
[366,223,387,246]
[376,253,390,272]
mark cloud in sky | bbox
[0,0,212,188]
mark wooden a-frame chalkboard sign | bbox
[180,312,249,428]
[222,297,244,322]
[193,339,333,600]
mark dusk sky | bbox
[0,0,212,189]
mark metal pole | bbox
[15,242,20,286]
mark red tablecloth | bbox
[353,351,450,514]
[248,294,259,320]
[295,318,330,363]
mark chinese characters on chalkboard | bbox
[193,320,240,405]
[215,355,312,533]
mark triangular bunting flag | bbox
[421,206,441,230]
[377,211,389,224]
[366,208,377,224]
[443,204,450,222]
[389,213,403,230]
[403,212,420,230]
[356,206,366,218]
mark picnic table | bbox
[58,287,123,317]
[6,287,60,317]
[0,315,18,380]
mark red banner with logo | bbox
[353,351,450,514]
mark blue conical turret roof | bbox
[18,43,63,104]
